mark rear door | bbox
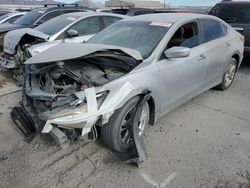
[199,19,230,85]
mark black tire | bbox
[101,96,149,153]
[216,57,237,90]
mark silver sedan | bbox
[13,13,244,155]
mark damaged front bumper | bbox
[11,87,111,143]
[12,79,134,144]
[41,87,110,136]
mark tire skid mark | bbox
[32,143,100,187]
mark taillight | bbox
[240,35,245,44]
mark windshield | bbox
[210,4,250,23]
[88,21,169,59]
[36,14,78,35]
[14,9,44,25]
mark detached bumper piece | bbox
[10,107,36,142]
[116,91,151,167]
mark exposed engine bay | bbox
[17,51,139,138]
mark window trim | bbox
[198,18,228,44]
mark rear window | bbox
[14,9,44,25]
[210,3,250,24]
[36,14,78,35]
[102,16,122,27]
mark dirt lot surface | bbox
[0,63,250,188]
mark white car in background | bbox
[0,12,27,24]
[0,12,127,85]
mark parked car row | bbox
[0,3,246,163]
[0,4,93,50]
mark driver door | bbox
[157,21,208,113]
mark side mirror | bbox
[66,29,79,38]
[164,47,190,58]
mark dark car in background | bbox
[157,8,208,14]
[209,1,250,56]
[0,4,92,50]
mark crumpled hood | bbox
[25,43,143,64]
[0,23,24,33]
[3,28,49,55]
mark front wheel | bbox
[101,96,150,153]
[216,57,237,90]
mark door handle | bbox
[197,54,206,61]
[225,43,231,48]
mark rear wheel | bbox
[216,57,237,90]
[101,96,150,153]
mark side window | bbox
[69,16,101,36]
[201,19,226,43]
[102,16,122,28]
[36,11,61,25]
[167,22,199,49]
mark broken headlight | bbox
[51,94,78,109]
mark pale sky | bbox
[58,0,221,6]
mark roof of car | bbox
[125,13,211,23]
[59,12,128,19]
[33,5,93,12]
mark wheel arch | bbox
[138,92,156,126]
[232,53,240,69]
[230,48,243,69]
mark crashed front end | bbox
[0,28,48,84]
[12,47,141,145]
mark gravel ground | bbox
[0,63,249,188]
